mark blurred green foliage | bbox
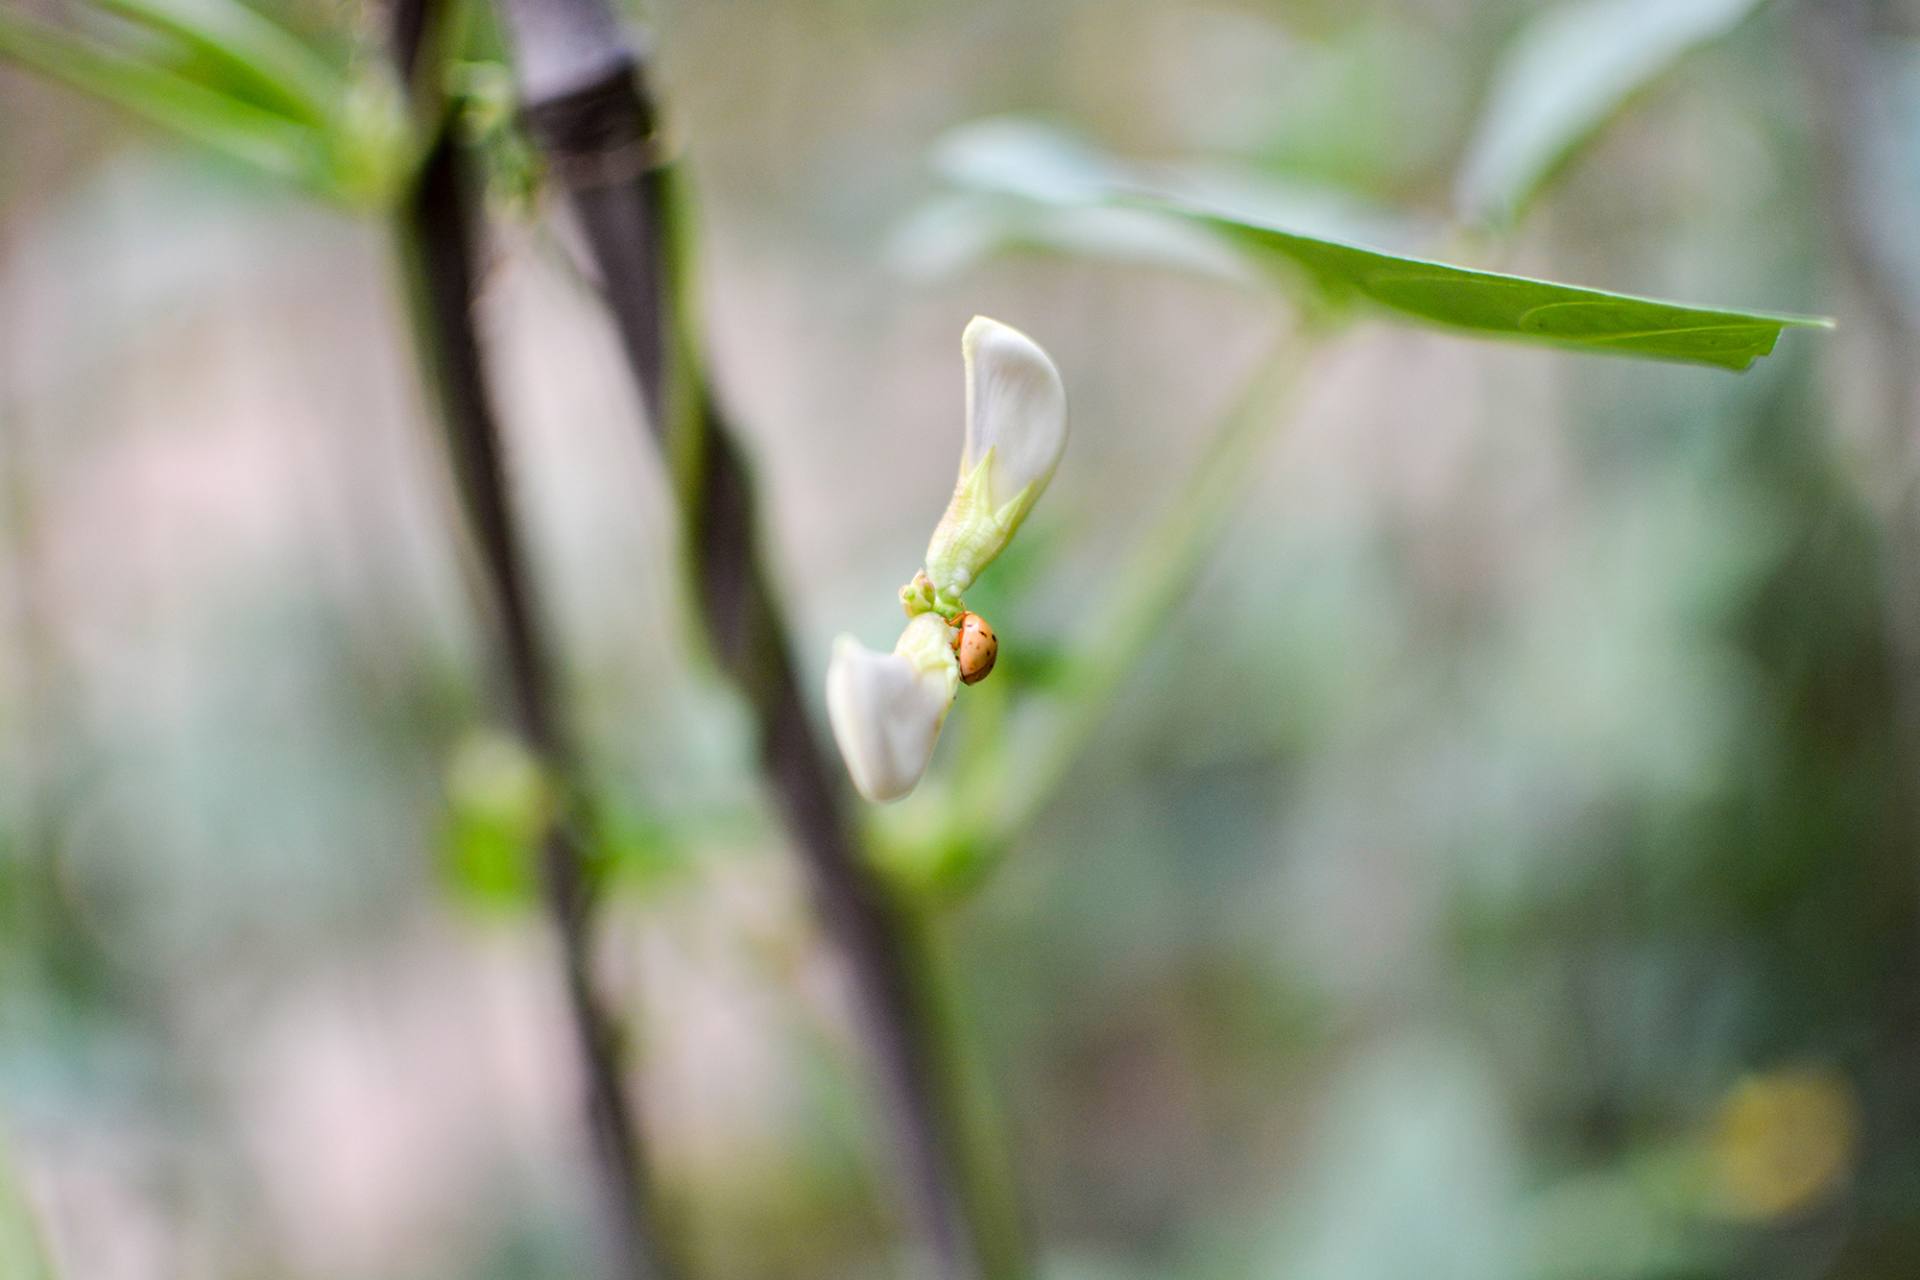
[1455,0,1769,227]
[0,0,407,204]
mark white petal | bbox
[825,620,959,803]
[962,315,1068,507]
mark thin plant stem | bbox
[387,4,677,1278]
[489,3,1023,1274]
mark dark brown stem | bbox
[388,3,675,1278]
[492,3,1021,1274]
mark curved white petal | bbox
[962,315,1068,508]
[825,615,960,803]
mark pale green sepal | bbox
[923,446,1041,595]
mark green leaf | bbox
[898,115,1411,283]
[1456,0,1767,228]
[0,7,330,190]
[892,118,1252,280]
[1150,196,1830,371]
[930,115,1130,207]
[921,118,1827,371]
[93,0,348,128]
[888,191,1252,283]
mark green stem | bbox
[899,903,1029,1280]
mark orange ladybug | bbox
[952,611,998,685]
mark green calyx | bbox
[920,446,1039,603]
[900,570,966,622]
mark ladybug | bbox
[952,611,998,685]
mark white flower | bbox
[829,317,1068,803]
[923,316,1069,596]
[825,612,961,803]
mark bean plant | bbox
[0,0,1840,1276]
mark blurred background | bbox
[3,0,1919,1276]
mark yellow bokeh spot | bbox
[1708,1067,1857,1221]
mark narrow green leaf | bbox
[93,0,348,128]
[888,191,1253,282]
[1456,0,1767,228]
[1149,196,1830,371]
[900,116,1412,283]
[922,117,1827,371]
[0,6,330,191]
[930,115,1131,207]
